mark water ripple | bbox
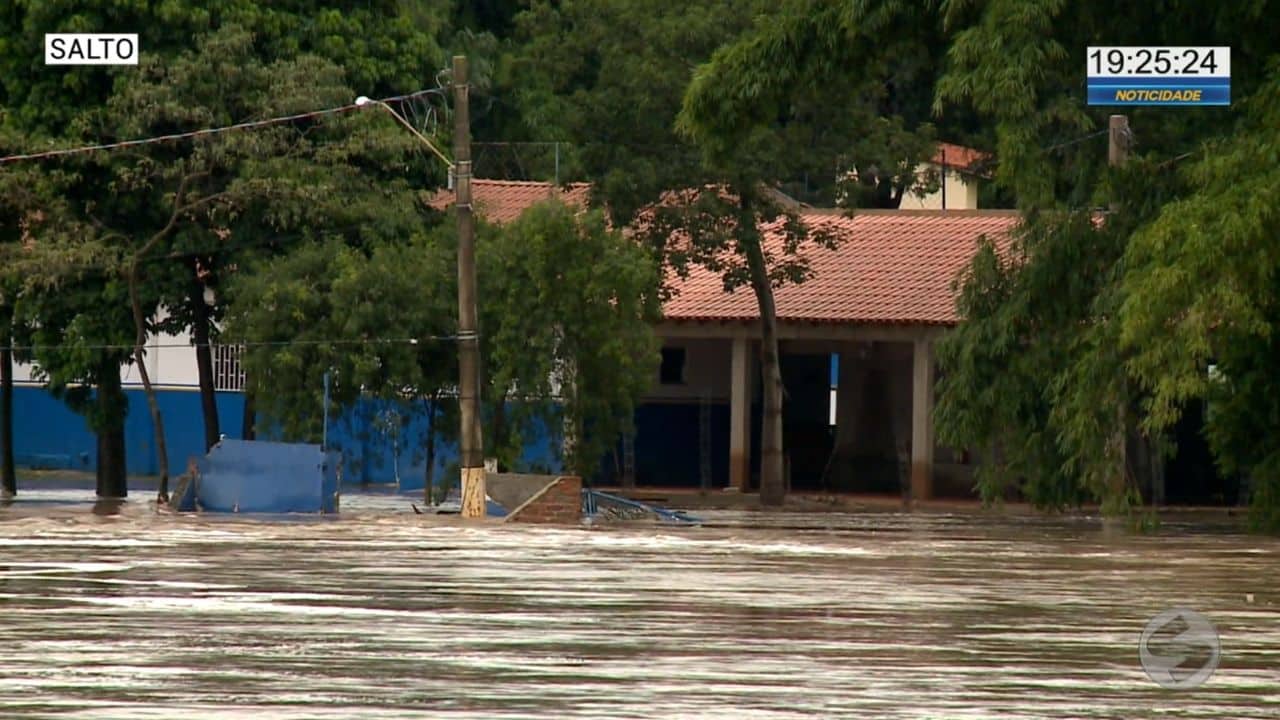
[0,491,1277,718]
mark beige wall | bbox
[901,162,980,210]
[644,337,733,403]
[646,326,977,495]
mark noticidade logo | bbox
[1112,89,1204,103]
[45,34,138,66]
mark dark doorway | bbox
[780,353,835,491]
[1164,400,1241,505]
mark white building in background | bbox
[900,142,989,211]
[11,317,244,393]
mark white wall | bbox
[13,317,205,390]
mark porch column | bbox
[911,337,934,501]
[730,336,752,492]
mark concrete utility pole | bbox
[1108,114,1132,502]
[453,55,486,519]
[1108,113,1163,505]
[1108,114,1130,173]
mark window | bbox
[659,347,686,385]
[213,344,246,391]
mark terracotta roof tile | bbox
[662,210,1019,326]
[428,179,591,224]
[930,142,991,173]
[450,180,1019,327]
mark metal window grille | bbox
[212,344,246,392]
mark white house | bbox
[900,142,990,211]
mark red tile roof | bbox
[427,179,590,223]
[450,180,1019,327]
[930,142,991,173]
[662,210,1019,326]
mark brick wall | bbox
[505,476,583,524]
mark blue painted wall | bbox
[325,397,563,491]
[11,386,561,490]
[12,352,841,490]
[13,386,244,477]
[598,402,731,488]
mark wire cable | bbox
[0,214,423,275]
[1040,129,1110,154]
[1,336,463,354]
[0,88,447,165]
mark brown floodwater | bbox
[0,486,1277,718]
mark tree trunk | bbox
[0,310,15,498]
[190,274,220,451]
[96,359,128,498]
[131,346,169,501]
[242,385,257,440]
[129,267,169,502]
[424,396,437,505]
[741,212,786,507]
[96,431,106,491]
[557,351,583,478]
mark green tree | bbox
[930,0,1280,525]
[490,0,851,503]
[228,228,460,501]
[1,1,445,133]
[0,2,448,496]
[6,206,135,498]
[226,199,660,484]
[98,25,436,496]
[934,199,1165,512]
[479,200,661,477]
[677,0,949,206]
[226,231,458,442]
[0,143,52,497]
[510,0,937,504]
[10,32,428,499]
[1117,69,1280,529]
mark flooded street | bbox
[1,487,1277,718]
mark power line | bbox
[473,140,702,153]
[1156,149,1199,169]
[1041,129,1110,154]
[0,216,419,275]
[0,88,447,165]
[1,336,463,354]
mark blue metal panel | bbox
[194,439,337,513]
[322,447,340,511]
